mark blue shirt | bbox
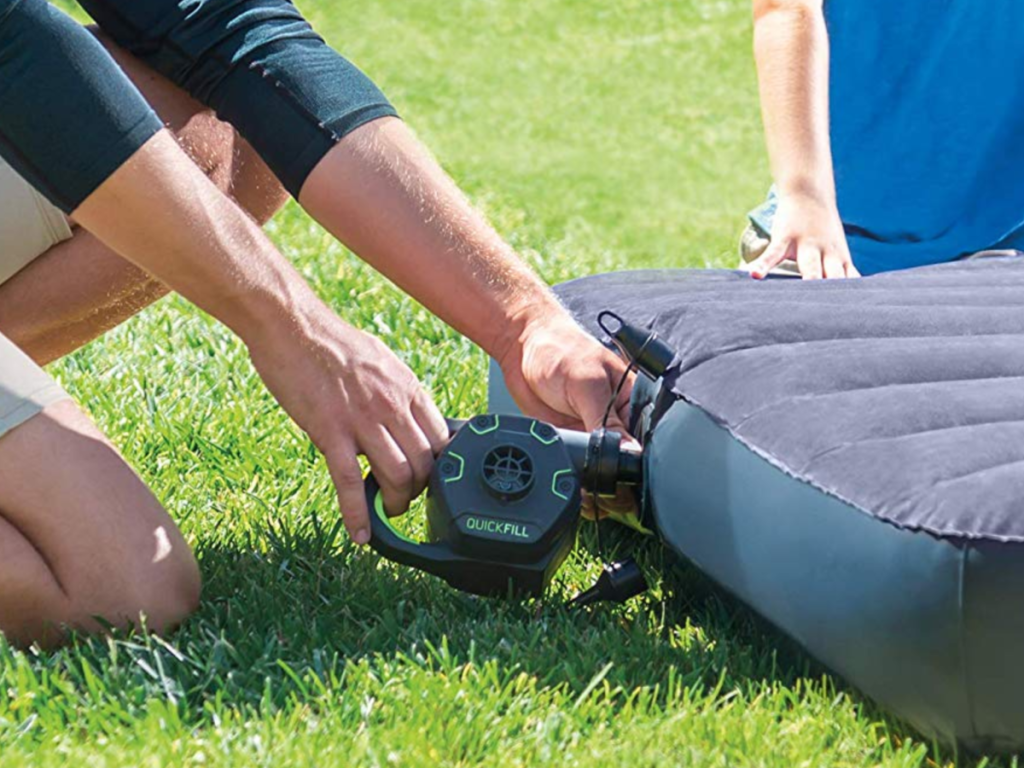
[751,0,1024,275]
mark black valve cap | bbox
[598,311,675,380]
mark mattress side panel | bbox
[649,401,972,745]
[957,542,1024,752]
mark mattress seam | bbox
[675,391,1024,543]
[724,374,1024,430]
[677,331,1024,378]
[731,384,1024,438]
[792,422,1024,477]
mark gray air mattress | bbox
[488,258,1024,753]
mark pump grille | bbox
[482,445,534,497]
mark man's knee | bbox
[124,539,202,634]
[0,541,200,647]
[71,527,202,637]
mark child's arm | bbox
[749,0,858,279]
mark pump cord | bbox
[592,313,652,571]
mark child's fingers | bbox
[749,238,792,279]
[796,242,823,280]
[822,249,847,279]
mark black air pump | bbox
[366,415,642,598]
[365,311,674,604]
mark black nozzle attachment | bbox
[597,311,675,381]
[558,427,643,496]
[568,558,648,607]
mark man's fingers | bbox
[595,484,640,519]
[601,395,633,442]
[796,242,823,280]
[845,258,861,278]
[615,399,641,451]
[614,370,634,425]
[411,390,452,455]
[567,369,622,434]
[361,426,414,517]
[386,417,434,501]
[324,443,372,545]
[748,238,792,280]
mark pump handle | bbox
[365,419,467,575]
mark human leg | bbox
[0,335,199,646]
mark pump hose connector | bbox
[556,426,643,497]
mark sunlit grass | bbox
[15,0,1003,765]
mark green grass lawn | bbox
[11,0,1008,765]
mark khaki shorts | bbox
[0,332,68,440]
[0,154,73,285]
[0,155,72,439]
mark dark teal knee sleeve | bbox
[79,0,398,197]
[0,0,162,212]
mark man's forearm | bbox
[73,129,453,545]
[753,0,835,202]
[299,118,564,362]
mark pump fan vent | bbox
[482,445,534,498]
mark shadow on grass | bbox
[15,516,991,766]
[187,518,963,759]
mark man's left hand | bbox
[496,308,640,521]
[497,308,634,435]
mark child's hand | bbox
[748,192,860,280]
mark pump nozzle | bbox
[568,558,648,607]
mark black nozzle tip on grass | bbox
[568,558,648,608]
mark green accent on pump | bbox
[468,415,500,435]
[530,420,558,445]
[551,468,574,500]
[374,490,419,545]
[444,452,465,483]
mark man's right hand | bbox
[246,303,449,545]
[70,130,451,547]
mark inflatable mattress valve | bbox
[558,425,644,496]
[597,310,675,380]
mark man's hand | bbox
[496,308,641,521]
[246,304,449,546]
[497,308,634,436]
[748,191,859,280]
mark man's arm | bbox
[79,0,636,437]
[748,0,858,279]
[73,131,450,543]
[0,0,447,543]
[299,119,634,436]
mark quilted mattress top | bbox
[557,258,1024,542]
